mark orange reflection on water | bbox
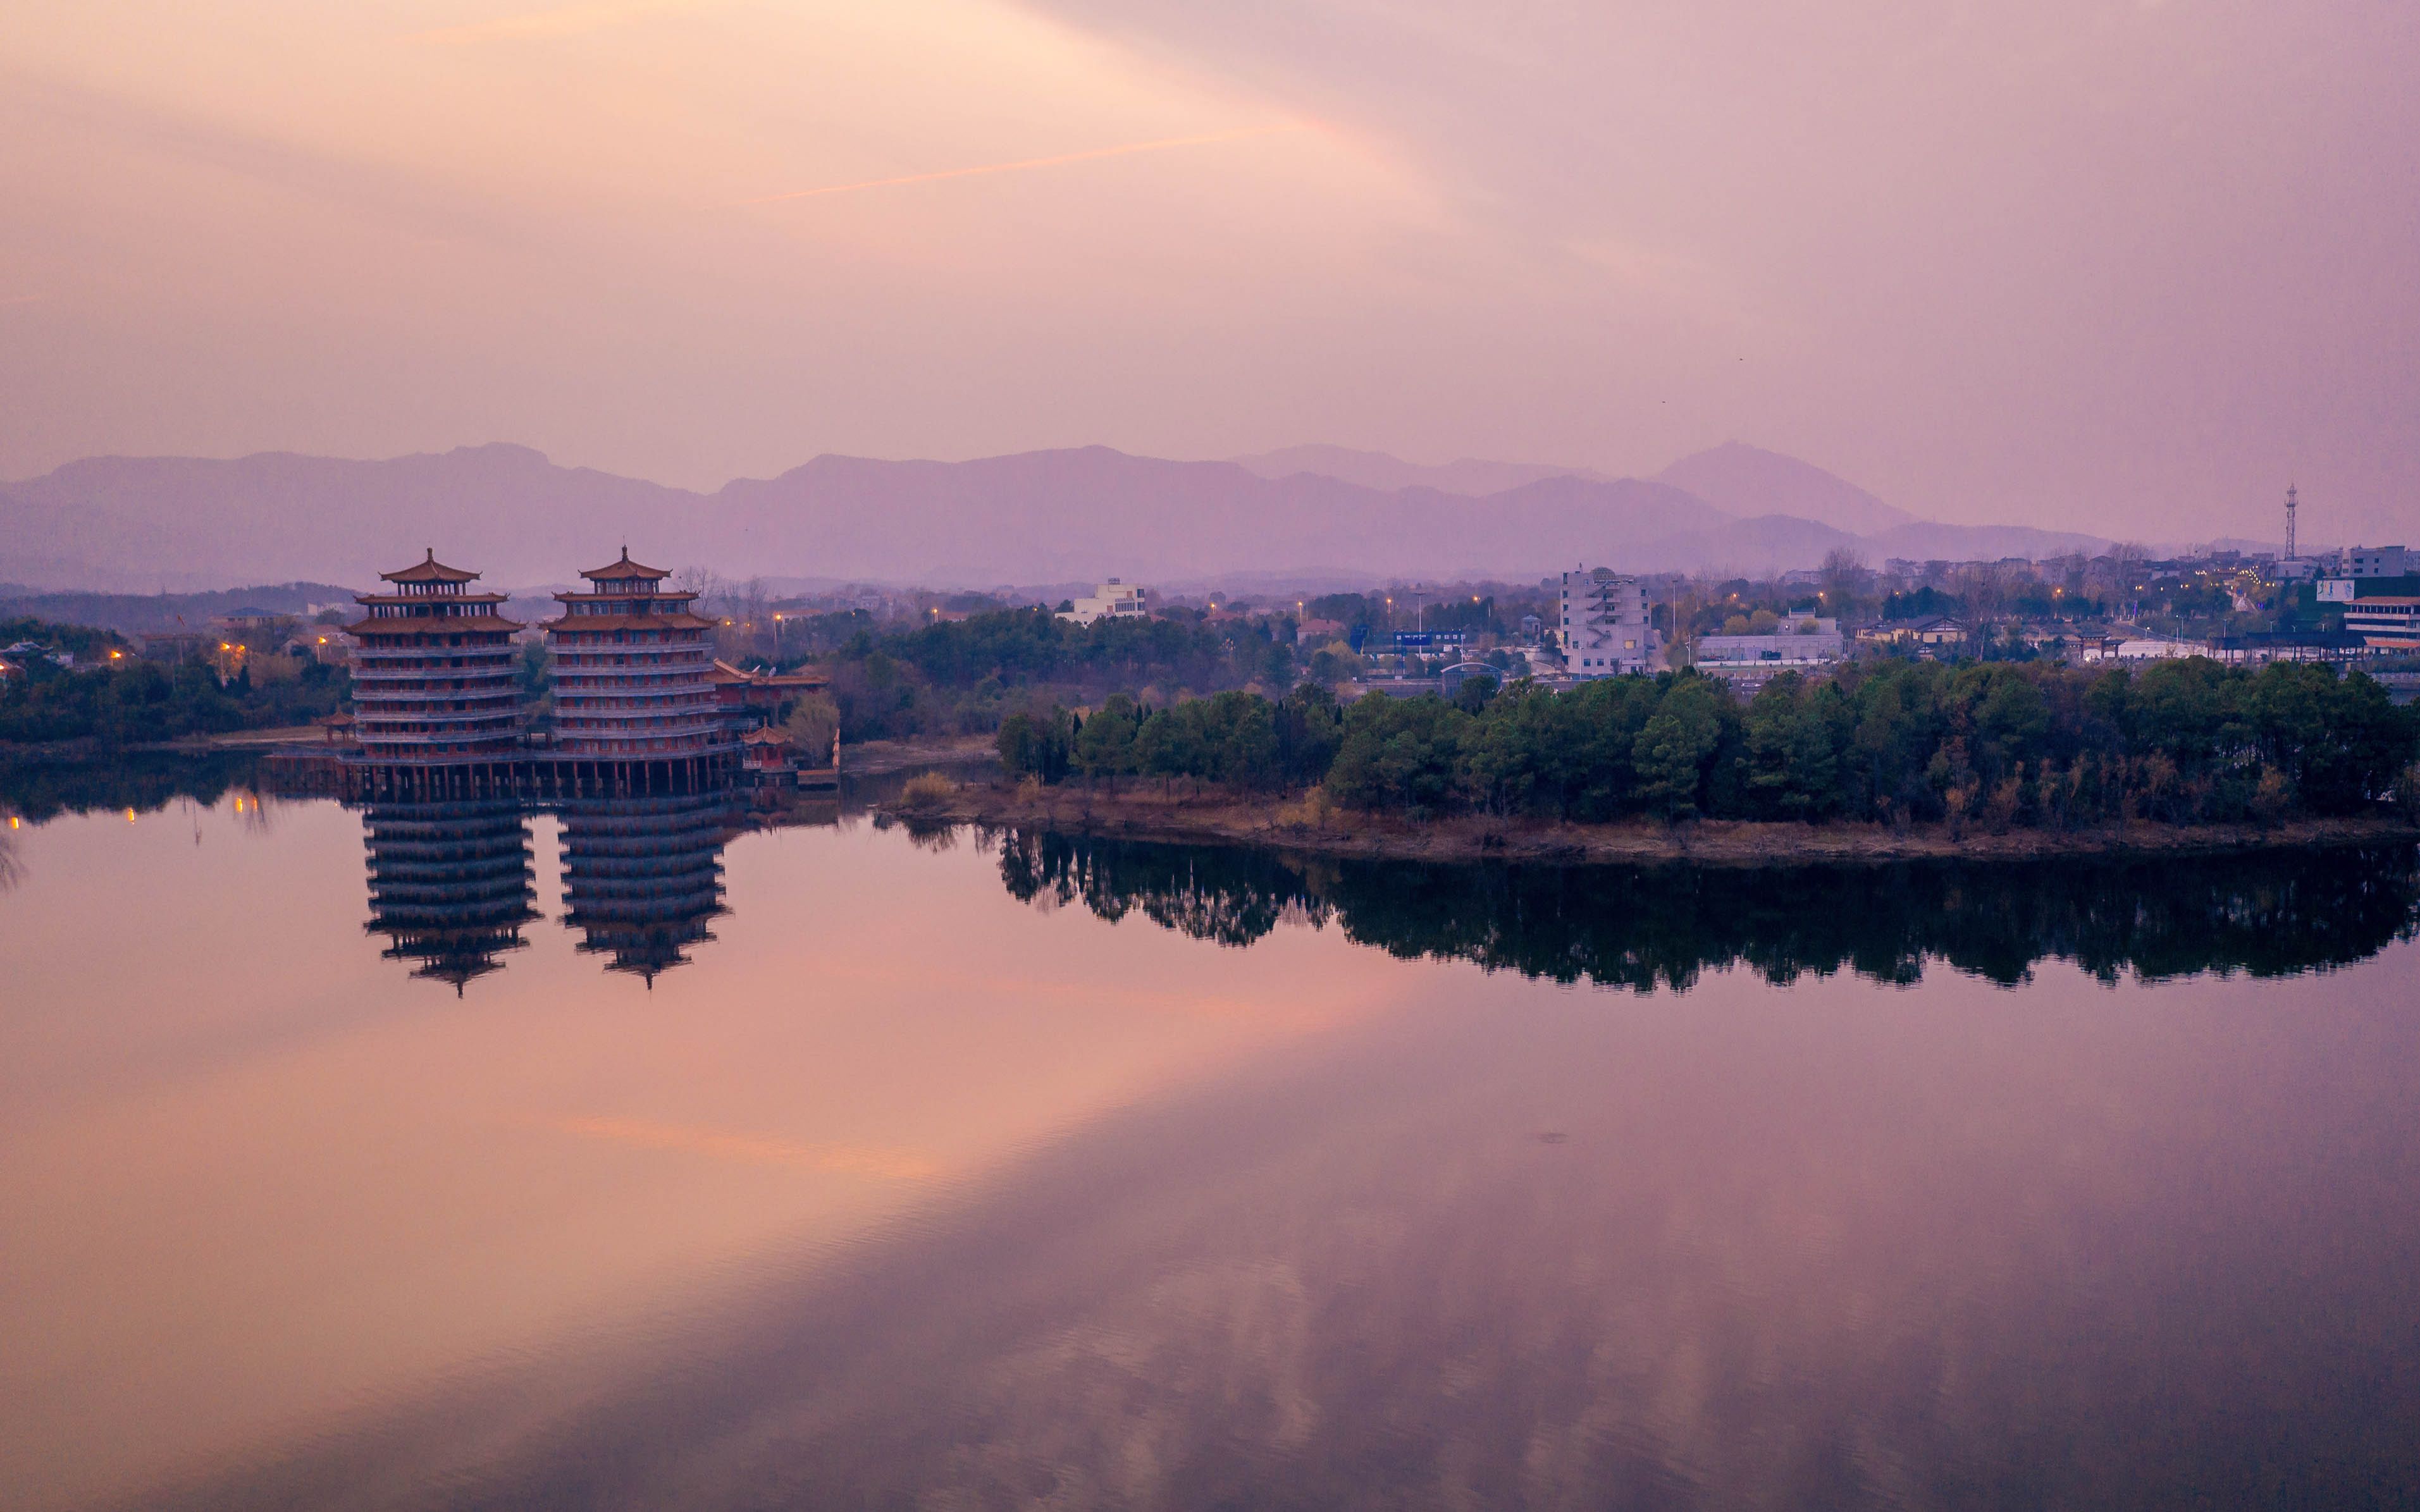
[0,798,1401,1511]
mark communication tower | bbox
[2284,483,2299,560]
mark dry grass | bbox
[1273,785,1341,829]
[898,771,958,810]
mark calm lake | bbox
[3,780,2418,1509]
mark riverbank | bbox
[841,734,1003,775]
[887,777,2420,866]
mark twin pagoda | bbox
[347,548,729,796]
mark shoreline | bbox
[887,778,2420,866]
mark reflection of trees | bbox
[362,801,538,993]
[1000,832,1324,949]
[999,832,2420,988]
[557,792,737,985]
[0,752,258,823]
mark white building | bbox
[2343,597,2420,650]
[1058,580,1151,626]
[1693,612,1846,687]
[2340,544,2409,578]
[2318,546,2411,603]
[1559,567,1664,677]
[2115,636,2210,661]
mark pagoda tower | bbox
[557,790,734,983]
[543,550,727,778]
[346,552,524,761]
[361,799,538,993]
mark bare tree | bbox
[1819,547,1869,616]
[676,565,727,612]
[1954,560,2014,642]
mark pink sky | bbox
[1,0,2414,541]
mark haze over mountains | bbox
[1,441,2106,594]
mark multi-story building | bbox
[1695,612,1845,689]
[544,550,727,764]
[345,553,524,761]
[2343,597,2420,651]
[1559,567,1662,677]
[1058,580,1150,626]
[2340,545,2409,579]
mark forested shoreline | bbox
[996,659,2419,828]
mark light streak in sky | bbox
[743,124,1300,205]
[411,0,712,45]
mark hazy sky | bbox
[3,1,2414,541]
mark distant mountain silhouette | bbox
[1653,441,1917,536]
[1230,445,1613,498]
[0,442,2104,591]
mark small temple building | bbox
[346,552,524,763]
[707,659,830,729]
[543,550,728,784]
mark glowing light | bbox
[125,808,136,823]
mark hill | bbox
[1,442,2104,591]
[1652,441,1917,535]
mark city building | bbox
[1058,580,1150,625]
[1864,614,1968,651]
[2343,597,2420,651]
[1693,612,1845,688]
[345,552,524,761]
[1559,567,1662,677]
[2318,546,2416,603]
[2340,544,2409,579]
[218,606,290,637]
[2115,636,2211,661]
[544,550,727,766]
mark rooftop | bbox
[581,547,672,582]
[381,550,482,584]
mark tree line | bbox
[1,627,349,746]
[999,658,2420,827]
[996,830,2420,987]
[818,608,1301,741]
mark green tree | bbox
[1632,678,1728,818]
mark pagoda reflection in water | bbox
[556,790,737,985]
[361,800,539,993]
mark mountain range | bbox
[0,440,2106,593]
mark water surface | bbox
[3,786,2416,1509]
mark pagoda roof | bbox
[710,659,830,687]
[581,547,672,581]
[345,613,524,636]
[382,550,483,584]
[740,725,793,746]
[540,611,718,632]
